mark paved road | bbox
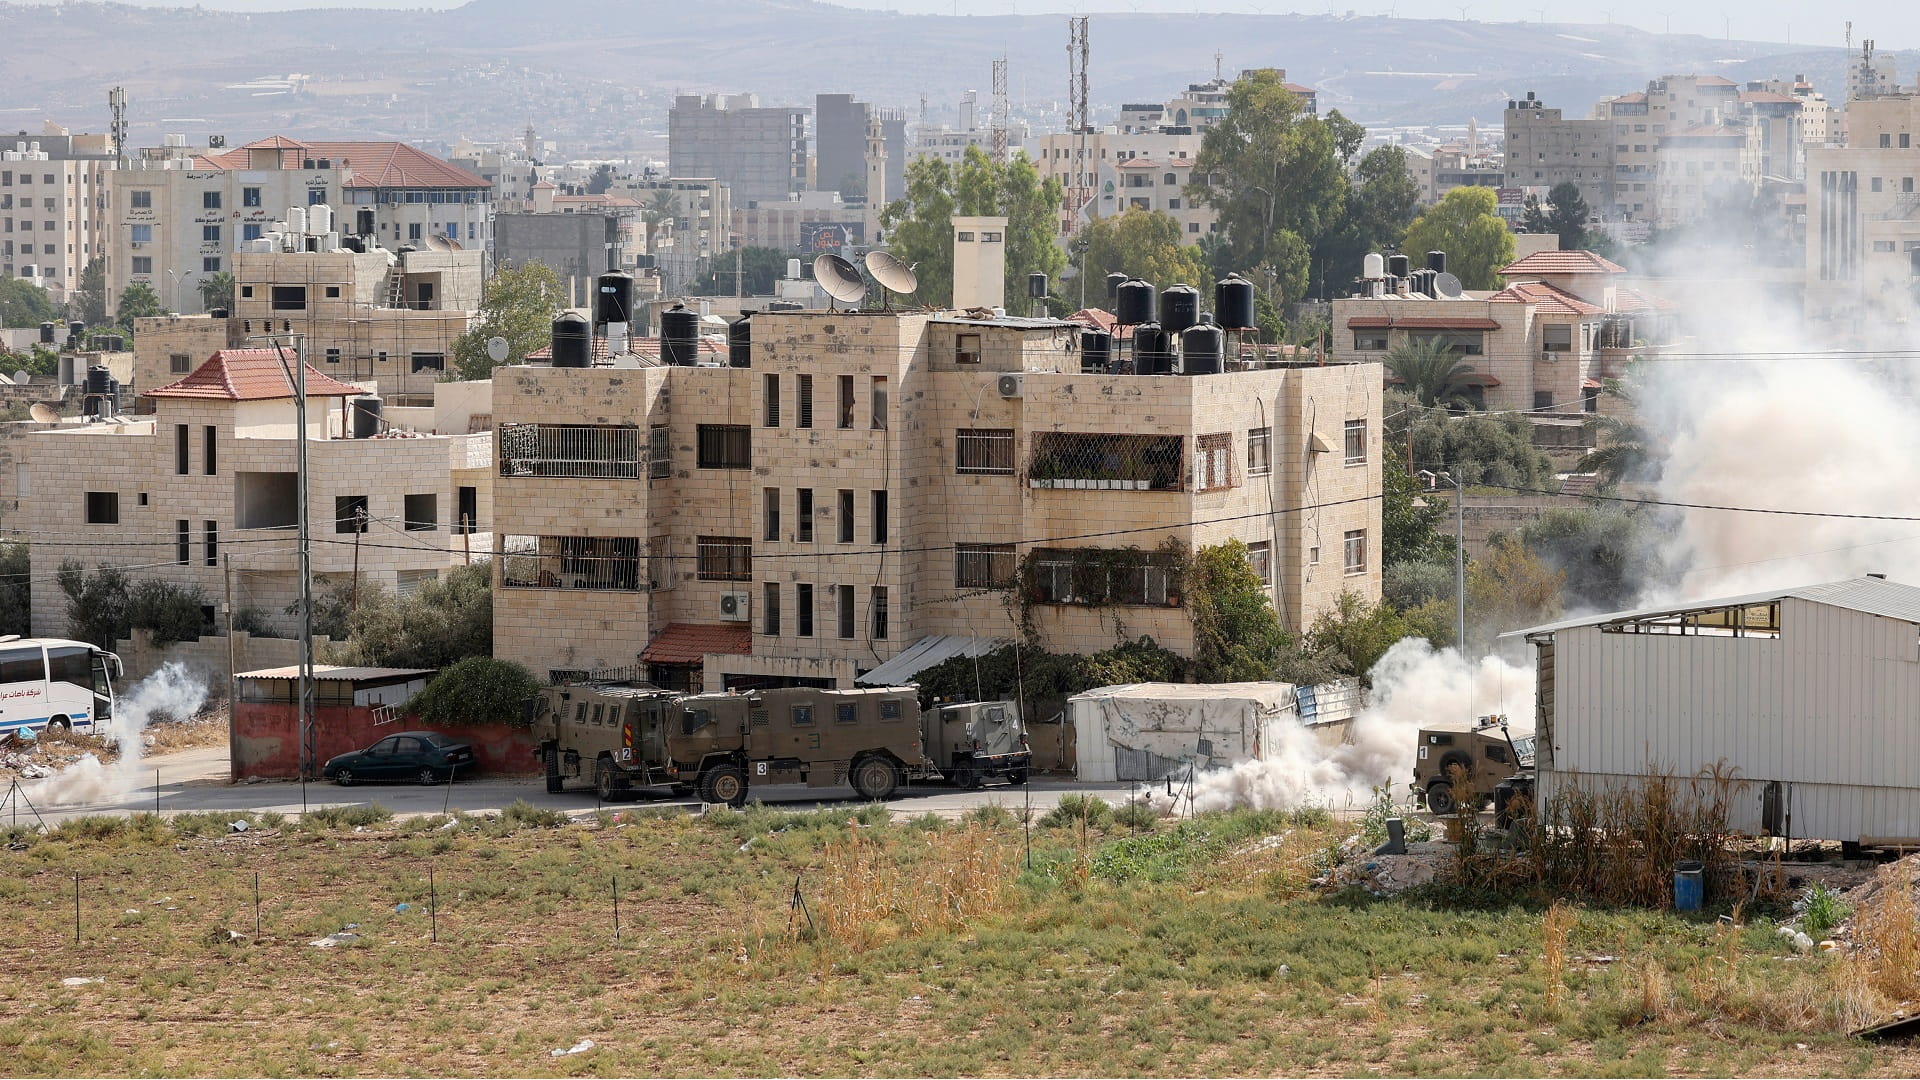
[15,742,1163,827]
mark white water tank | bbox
[309,203,333,234]
[288,206,307,235]
[1364,252,1385,279]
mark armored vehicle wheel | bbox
[1425,781,1455,816]
[1005,768,1028,787]
[851,756,901,801]
[544,748,564,794]
[595,759,626,802]
[957,762,983,790]
[700,765,748,808]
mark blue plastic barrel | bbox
[1673,860,1704,912]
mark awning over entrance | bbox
[639,623,752,666]
[855,635,1008,686]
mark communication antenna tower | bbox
[991,57,1010,164]
[1068,16,1091,220]
[107,87,128,168]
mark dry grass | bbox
[1542,900,1574,1017]
[811,827,1012,949]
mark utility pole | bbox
[1453,475,1466,654]
[224,553,236,782]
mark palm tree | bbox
[1576,379,1654,487]
[197,270,234,313]
[1384,338,1483,411]
[642,191,678,254]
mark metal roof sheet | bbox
[856,635,1008,685]
[237,664,434,682]
[1503,576,1920,638]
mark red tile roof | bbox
[199,137,489,190]
[1488,280,1605,315]
[1610,91,1648,104]
[1499,250,1626,276]
[1696,75,1737,86]
[1346,315,1501,331]
[1067,307,1135,340]
[1740,91,1800,105]
[640,623,752,666]
[1612,286,1678,313]
[146,348,364,401]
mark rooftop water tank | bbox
[660,305,700,367]
[727,312,753,368]
[1115,278,1155,325]
[550,312,591,368]
[1159,284,1200,334]
[1214,274,1256,330]
[1426,250,1447,274]
[309,204,333,235]
[594,270,635,326]
[1387,253,1410,279]
[1105,272,1128,301]
[1079,329,1112,372]
[352,396,383,439]
[1133,322,1174,375]
[1363,252,1385,279]
[1181,321,1223,375]
[1028,272,1049,299]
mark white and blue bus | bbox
[0,636,123,737]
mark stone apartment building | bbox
[23,349,493,637]
[668,95,808,208]
[129,247,481,401]
[106,136,490,317]
[1330,249,1677,416]
[1,126,115,302]
[490,311,1381,691]
[1804,92,1920,325]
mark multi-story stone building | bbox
[814,94,906,204]
[1330,249,1677,416]
[1804,92,1920,324]
[668,95,808,208]
[1505,91,1616,213]
[23,348,493,636]
[489,311,1381,690]
[106,136,490,318]
[0,125,115,301]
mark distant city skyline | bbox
[2,0,1912,53]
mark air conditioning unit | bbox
[717,591,751,622]
[996,373,1024,398]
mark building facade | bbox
[1,126,115,301]
[668,95,808,208]
[489,311,1381,690]
[1803,93,1920,324]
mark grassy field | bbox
[1,799,1916,1078]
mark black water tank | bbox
[1133,322,1174,375]
[1215,274,1256,330]
[208,308,229,320]
[1160,284,1200,334]
[595,270,635,326]
[39,322,55,344]
[1115,278,1156,325]
[85,366,111,395]
[1181,322,1223,375]
[550,312,592,368]
[1387,254,1410,279]
[355,208,376,236]
[766,300,803,312]
[1028,272,1049,300]
[1105,272,1128,301]
[660,305,700,367]
[727,312,753,368]
[1426,250,1447,274]
[342,236,367,254]
[1079,329,1112,372]
[68,321,85,343]
[352,396,383,439]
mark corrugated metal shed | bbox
[855,635,1007,686]
[1520,576,1920,843]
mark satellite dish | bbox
[864,250,918,306]
[485,336,510,363]
[425,234,463,252]
[813,253,866,308]
[1434,272,1463,298]
[10,370,28,386]
[29,403,59,424]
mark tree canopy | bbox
[690,246,791,296]
[1384,338,1484,410]
[324,561,494,669]
[1408,410,1555,492]
[115,281,164,330]
[197,270,235,313]
[1316,145,1421,294]
[1074,209,1212,300]
[0,278,57,329]
[1401,187,1515,291]
[879,146,1066,309]
[452,261,562,380]
[405,656,542,729]
[586,164,616,196]
[1518,507,1663,613]
[1544,182,1591,251]
[70,260,108,328]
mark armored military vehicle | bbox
[1413,715,1534,816]
[533,683,684,800]
[926,699,1031,788]
[662,686,928,806]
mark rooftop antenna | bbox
[108,87,128,168]
[814,253,866,310]
[864,251,919,310]
[1067,16,1091,221]
[1214,51,1224,80]
[991,57,1010,164]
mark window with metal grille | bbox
[1028,548,1178,606]
[837,374,855,429]
[870,586,888,640]
[1247,427,1271,477]
[955,543,1015,588]
[792,704,814,726]
[955,428,1015,474]
[1193,433,1233,491]
[763,374,780,427]
[498,424,643,479]
[1246,540,1271,585]
[648,426,671,479]
[176,520,191,565]
[696,424,750,469]
[796,374,813,428]
[763,488,780,541]
[1030,432,1183,490]
[696,536,752,581]
[1343,529,1367,575]
[796,583,814,637]
[501,535,643,590]
[1343,419,1367,466]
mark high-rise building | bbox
[668,95,807,208]
[0,125,116,302]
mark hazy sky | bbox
[3,0,1911,50]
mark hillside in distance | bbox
[0,0,1893,148]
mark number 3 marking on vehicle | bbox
[756,761,768,775]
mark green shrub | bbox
[1039,794,1112,829]
[500,799,567,830]
[1113,802,1159,830]
[302,803,392,830]
[1796,883,1848,941]
[404,656,542,729]
[962,804,1017,830]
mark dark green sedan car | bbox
[324,731,476,786]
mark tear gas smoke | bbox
[32,662,210,808]
[1155,639,1534,815]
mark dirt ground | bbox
[0,700,229,782]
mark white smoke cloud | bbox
[32,662,210,808]
[1157,639,1535,815]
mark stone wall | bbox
[113,628,335,697]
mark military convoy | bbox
[1412,715,1535,818]
[532,683,1031,806]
